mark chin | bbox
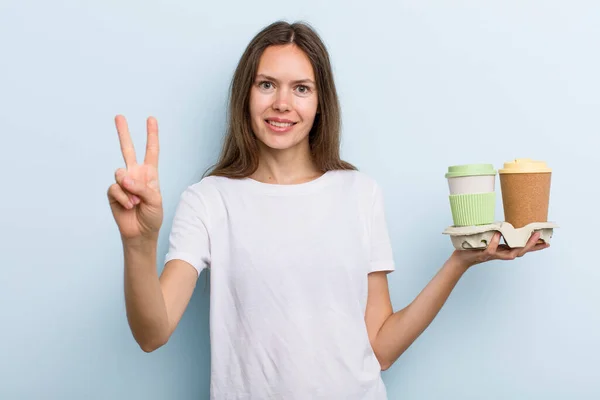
[254,126,311,152]
[260,136,304,151]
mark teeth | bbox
[268,120,294,128]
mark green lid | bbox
[445,164,496,178]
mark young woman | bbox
[107,20,548,399]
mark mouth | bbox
[265,119,297,132]
[266,119,297,127]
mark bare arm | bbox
[366,231,548,370]
[365,259,465,370]
[123,239,198,352]
[108,115,199,352]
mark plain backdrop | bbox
[1,0,598,399]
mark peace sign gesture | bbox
[107,115,163,242]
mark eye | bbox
[295,85,312,95]
[258,81,274,91]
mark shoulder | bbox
[172,175,241,225]
[327,169,382,195]
[176,175,239,209]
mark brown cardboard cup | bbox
[499,159,552,231]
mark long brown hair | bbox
[207,20,356,178]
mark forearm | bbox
[123,238,169,352]
[374,256,468,369]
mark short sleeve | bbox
[164,186,211,276]
[369,183,395,273]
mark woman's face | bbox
[249,44,319,154]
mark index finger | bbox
[115,115,137,168]
[485,231,502,253]
[144,116,159,168]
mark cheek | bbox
[297,98,319,123]
[249,91,272,117]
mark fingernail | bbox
[132,195,140,204]
[123,177,133,187]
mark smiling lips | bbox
[265,118,297,133]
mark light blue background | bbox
[1,0,598,399]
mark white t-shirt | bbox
[164,169,395,399]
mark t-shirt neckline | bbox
[240,170,335,195]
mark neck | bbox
[251,141,322,185]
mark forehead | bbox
[256,44,315,80]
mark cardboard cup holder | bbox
[443,221,558,250]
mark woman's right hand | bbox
[107,115,163,242]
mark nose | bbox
[272,88,292,112]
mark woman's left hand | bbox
[450,231,550,270]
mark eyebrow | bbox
[255,74,315,86]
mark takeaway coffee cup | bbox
[445,164,497,226]
[498,158,552,229]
